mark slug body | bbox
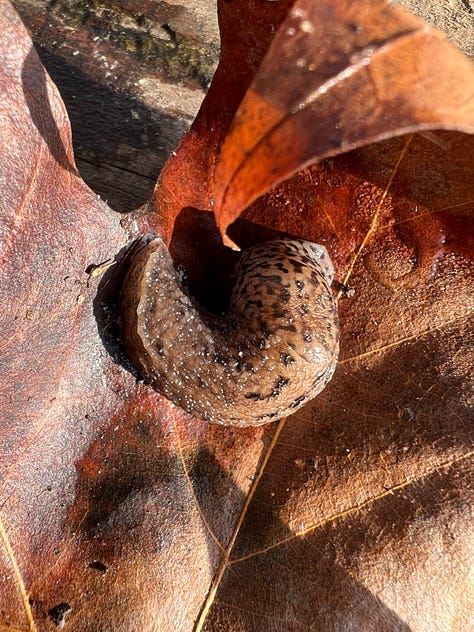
[121,237,339,427]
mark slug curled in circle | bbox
[120,237,339,427]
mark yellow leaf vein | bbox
[340,311,472,365]
[229,449,474,566]
[193,418,287,632]
[0,511,37,631]
[339,134,413,294]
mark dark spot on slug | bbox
[279,324,298,333]
[213,350,230,366]
[310,269,325,287]
[258,410,280,420]
[290,394,307,408]
[271,376,290,397]
[280,350,295,366]
[280,288,291,303]
[289,260,304,274]
[271,303,289,319]
[262,274,286,284]
[244,391,261,400]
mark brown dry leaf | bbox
[0,2,268,630]
[0,0,473,631]
[213,0,474,245]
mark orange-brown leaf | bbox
[1,0,473,630]
[212,0,474,245]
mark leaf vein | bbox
[229,449,474,566]
[0,511,36,631]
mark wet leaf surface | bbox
[1,0,473,630]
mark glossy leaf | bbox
[0,0,473,630]
[212,0,474,245]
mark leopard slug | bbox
[120,237,339,427]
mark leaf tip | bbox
[222,233,241,251]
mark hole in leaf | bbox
[89,560,108,574]
[48,602,71,625]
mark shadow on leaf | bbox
[21,47,75,173]
[31,48,192,211]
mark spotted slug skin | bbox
[121,237,339,427]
